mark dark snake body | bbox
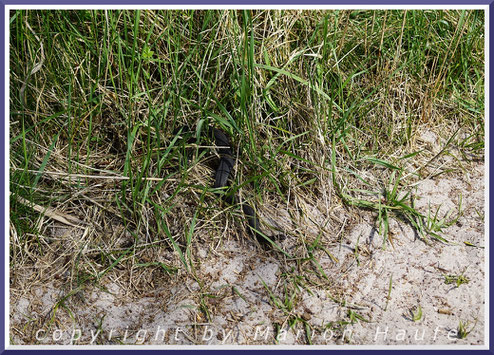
[176,126,267,245]
[211,128,264,243]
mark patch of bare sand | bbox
[10,163,485,346]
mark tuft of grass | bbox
[347,309,370,324]
[444,269,470,288]
[457,319,478,339]
[410,304,423,322]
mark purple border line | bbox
[1,2,492,355]
[1,1,5,354]
[489,1,493,353]
[1,0,493,5]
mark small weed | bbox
[425,194,463,234]
[457,319,477,339]
[444,268,470,288]
[141,45,154,60]
[410,305,423,322]
[347,309,370,324]
[444,273,470,288]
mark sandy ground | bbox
[9,159,485,347]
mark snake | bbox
[175,125,275,245]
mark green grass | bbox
[9,9,484,344]
[457,319,478,339]
[408,304,423,322]
[444,268,470,288]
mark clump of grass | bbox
[444,269,470,288]
[457,319,477,339]
[408,304,423,322]
[347,309,370,324]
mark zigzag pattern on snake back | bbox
[174,125,281,246]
